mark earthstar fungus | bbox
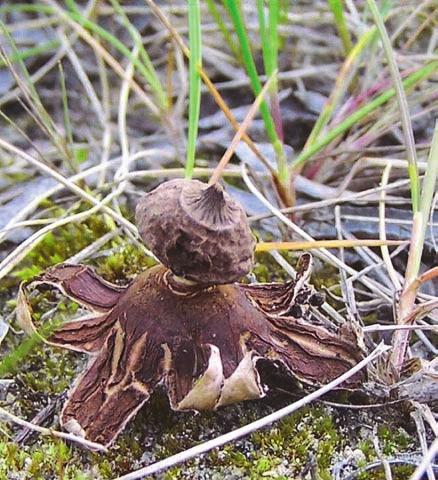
[27,179,364,447]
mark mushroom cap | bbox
[135,179,255,284]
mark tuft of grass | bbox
[291,60,438,170]
[391,121,438,370]
[61,0,161,115]
[0,21,75,170]
[303,14,389,150]
[223,0,288,184]
[108,0,168,111]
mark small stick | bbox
[379,164,402,290]
[14,393,66,444]
[411,408,435,480]
[410,438,438,480]
[255,239,406,252]
[403,266,438,298]
[372,424,393,480]
[363,323,437,333]
[0,406,107,452]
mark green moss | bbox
[19,347,77,394]
[0,440,93,480]
[94,243,156,283]
[12,210,110,283]
[377,425,411,456]
[357,465,415,480]
[0,394,419,479]
[203,406,340,478]
[358,439,375,461]
[355,424,414,480]
[253,251,309,283]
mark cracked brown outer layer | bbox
[34,255,365,447]
[135,179,255,284]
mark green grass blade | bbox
[256,0,284,144]
[224,0,275,140]
[256,0,269,73]
[256,0,279,79]
[367,0,420,212]
[0,317,60,378]
[279,0,288,23]
[0,40,59,68]
[401,120,438,282]
[305,25,377,148]
[328,0,353,57]
[0,3,53,15]
[58,62,74,152]
[267,1,279,76]
[185,0,202,179]
[420,121,438,247]
[291,61,438,170]
[305,2,392,149]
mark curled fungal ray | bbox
[29,254,365,447]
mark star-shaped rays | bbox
[21,254,364,447]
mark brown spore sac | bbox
[135,179,255,285]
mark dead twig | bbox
[410,439,438,480]
[0,406,107,452]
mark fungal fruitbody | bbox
[26,179,364,447]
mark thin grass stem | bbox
[256,239,405,252]
[367,0,420,212]
[205,0,240,61]
[391,121,438,372]
[185,0,202,179]
[0,39,59,67]
[328,0,353,57]
[108,0,167,110]
[208,71,276,185]
[58,62,74,157]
